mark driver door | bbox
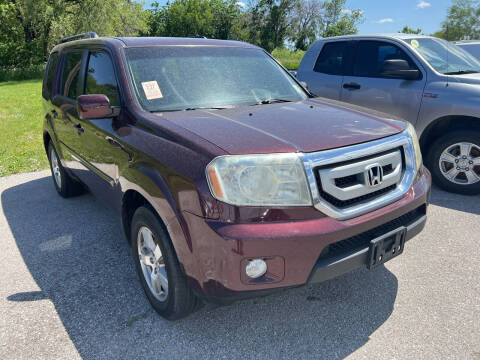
[340,40,426,123]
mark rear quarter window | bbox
[313,42,348,75]
[42,52,59,99]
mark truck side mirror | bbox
[380,59,420,80]
[77,94,113,119]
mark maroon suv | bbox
[42,32,431,320]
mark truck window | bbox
[85,51,120,106]
[61,51,83,99]
[353,41,417,78]
[43,52,59,99]
[313,42,348,75]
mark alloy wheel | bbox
[50,147,62,188]
[137,226,168,302]
[438,142,480,185]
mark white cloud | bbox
[417,1,431,8]
[377,18,394,24]
[236,1,245,8]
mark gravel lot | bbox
[0,170,479,360]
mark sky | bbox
[351,0,451,35]
[143,0,452,36]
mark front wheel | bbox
[426,130,480,195]
[131,206,200,320]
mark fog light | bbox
[245,259,267,279]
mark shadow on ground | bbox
[429,184,480,215]
[2,175,399,359]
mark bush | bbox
[0,64,46,82]
[271,48,306,69]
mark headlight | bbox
[206,153,312,206]
[405,122,422,172]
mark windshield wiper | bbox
[444,70,480,75]
[184,105,234,111]
[251,98,293,106]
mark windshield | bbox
[405,37,480,74]
[125,46,307,112]
[458,44,480,61]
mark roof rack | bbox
[60,32,99,44]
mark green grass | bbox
[272,48,306,69]
[0,80,49,176]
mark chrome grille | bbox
[316,149,403,207]
[300,131,417,220]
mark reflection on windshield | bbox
[406,38,480,74]
[125,46,307,112]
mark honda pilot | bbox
[42,33,431,319]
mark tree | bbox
[249,0,295,52]
[148,0,244,40]
[440,0,480,40]
[399,25,422,34]
[318,0,363,38]
[288,0,322,50]
[0,0,148,67]
[431,30,447,39]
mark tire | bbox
[47,142,84,198]
[425,130,480,195]
[131,206,200,320]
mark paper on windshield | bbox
[141,81,163,100]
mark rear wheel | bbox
[426,131,480,195]
[131,206,200,320]
[47,142,84,198]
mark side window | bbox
[43,52,59,99]
[85,51,120,106]
[313,42,348,75]
[353,41,417,78]
[61,51,83,99]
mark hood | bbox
[451,72,480,85]
[151,98,406,155]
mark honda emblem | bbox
[365,164,383,187]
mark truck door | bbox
[340,40,426,123]
[301,41,352,100]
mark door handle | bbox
[106,136,122,148]
[343,82,361,90]
[106,136,134,161]
[51,110,58,118]
[74,123,84,135]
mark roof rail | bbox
[60,32,99,44]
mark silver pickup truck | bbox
[297,34,480,195]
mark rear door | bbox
[303,41,352,100]
[340,40,426,123]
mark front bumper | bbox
[181,167,431,302]
[308,205,426,284]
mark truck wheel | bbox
[47,142,84,198]
[131,206,200,320]
[426,130,480,195]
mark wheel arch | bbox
[419,115,480,156]
[43,131,52,154]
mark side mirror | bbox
[380,59,420,80]
[77,94,113,119]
